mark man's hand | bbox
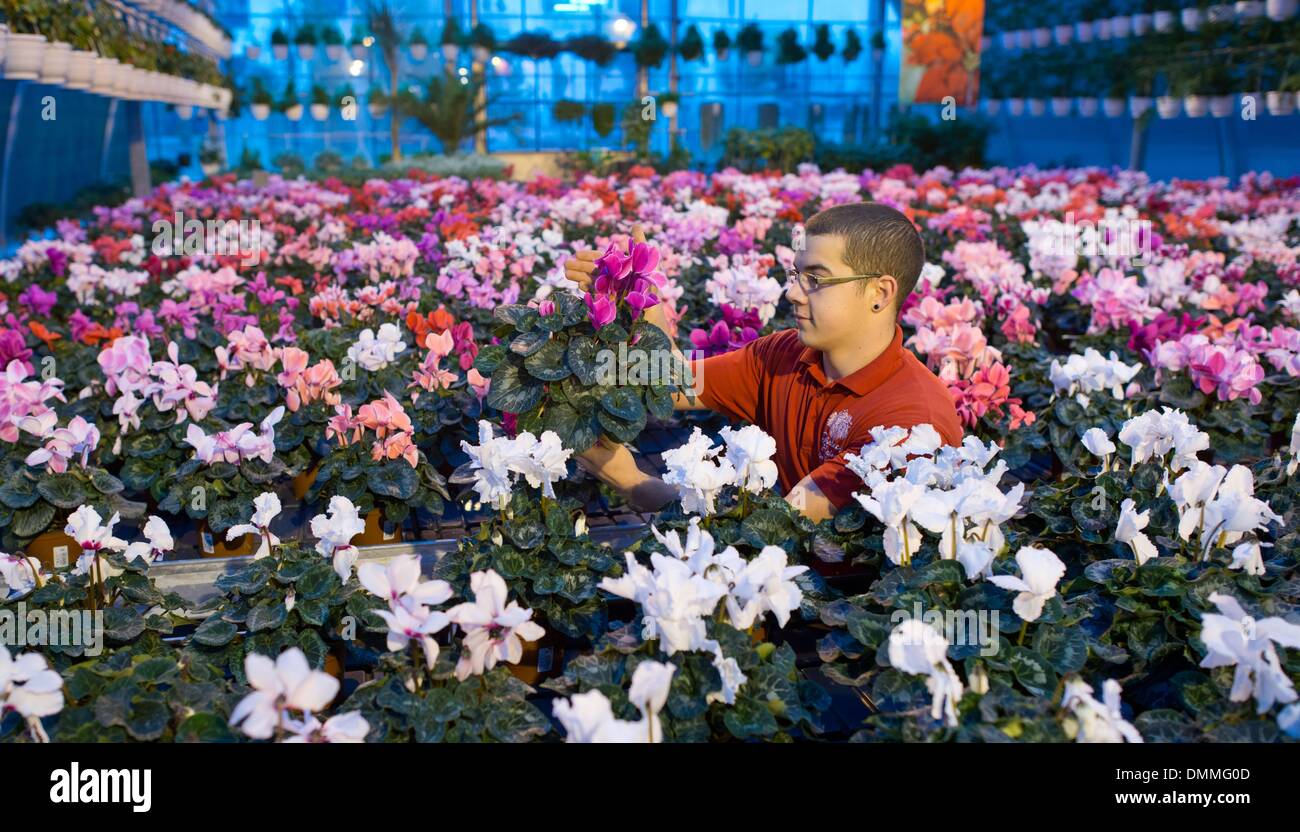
[574,435,678,514]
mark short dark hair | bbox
[804,202,925,309]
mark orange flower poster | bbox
[899,0,985,107]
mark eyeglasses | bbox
[783,268,884,293]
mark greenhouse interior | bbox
[0,0,1299,757]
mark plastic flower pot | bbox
[1031,27,1051,47]
[284,103,304,121]
[1206,4,1235,22]
[3,33,48,80]
[661,100,678,119]
[1236,1,1265,18]
[198,520,256,558]
[1133,13,1153,34]
[326,44,344,61]
[1050,97,1073,116]
[1007,97,1025,116]
[409,43,428,61]
[1095,17,1112,39]
[1182,7,1202,29]
[367,102,387,119]
[1016,29,1032,49]
[351,43,367,59]
[90,58,118,95]
[201,161,220,176]
[297,43,315,60]
[1208,95,1234,117]
[985,98,1003,116]
[251,103,271,120]
[1027,98,1046,116]
[355,510,403,545]
[1153,10,1176,30]
[441,43,458,62]
[1183,95,1208,117]
[64,50,96,89]
[1267,0,1298,19]
[292,464,320,500]
[39,40,72,85]
[273,43,289,60]
[1074,21,1094,43]
[1053,24,1073,45]
[1105,97,1128,117]
[25,529,79,571]
[1000,31,1017,50]
[746,50,763,66]
[175,104,194,120]
[311,103,329,121]
[1266,90,1296,115]
[508,631,569,686]
[1156,95,1180,118]
[472,45,490,64]
[1077,96,1100,117]
[1110,15,1132,37]
[245,44,262,60]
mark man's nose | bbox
[784,279,807,305]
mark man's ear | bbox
[871,274,899,311]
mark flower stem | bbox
[1017,621,1027,645]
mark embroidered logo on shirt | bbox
[820,410,853,461]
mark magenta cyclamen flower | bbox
[585,240,665,328]
[584,293,617,330]
[18,284,57,317]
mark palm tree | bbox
[402,74,519,155]
[367,2,404,162]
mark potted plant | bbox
[659,91,679,119]
[250,77,273,119]
[295,24,317,60]
[981,63,1004,115]
[552,98,585,124]
[2,0,49,81]
[199,141,222,177]
[440,17,463,62]
[678,24,704,61]
[566,34,617,66]
[812,24,835,60]
[367,87,388,118]
[1005,69,1027,116]
[1204,61,1237,116]
[1182,1,1204,29]
[738,23,764,66]
[271,27,289,59]
[1111,3,1135,38]
[1054,15,1075,44]
[870,29,886,61]
[1267,0,1298,19]
[1103,53,1130,116]
[310,83,330,121]
[713,28,731,60]
[1156,65,1183,117]
[409,26,429,61]
[350,27,368,59]
[1206,1,1236,22]
[633,23,669,68]
[245,41,262,60]
[1266,66,1297,114]
[591,101,615,137]
[1236,0,1265,19]
[843,28,862,62]
[1151,0,1180,30]
[471,23,495,64]
[1075,4,1097,42]
[322,24,344,61]
[1030,8,1052,47]
[775,27,807,65]
[1279,70,1300,112]
[1134,0,1156,33]
[280,79,303,121]
[1130,57,1156,116]
[1048,64,1074,116]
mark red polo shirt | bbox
[691,326,963,510]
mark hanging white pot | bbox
[368,102,387,119]
[1181,8,1202,29]
[1032,27,1051,47]
[985,98,1003,116]
[999,31,1017,50]
[251,103,271,120]
[284,103,304,121]
[3,33,48,81]
[661,100,678,118]
[1129,95,1153,117]
[1110,15,1132,37]
[1267,0,1298,19]
[297,44,315,60]
[1153,10,1176,30]
[64,50,97,90]
[1053,24,1073,44]
[1075,21,1094,43]
[201,162,220,176]
[326,44,344,61]
[1265,91,1295,115]
[1096,18,1112,39]
[1132,13,1153,34]
[245,44,262,60]
[1156,95,1180,118]
[472,45,490,64]
[1050,96,1072,116]
[1208,95,1235,117]
[272,44,289,60]
[1236,1,1265,17]
[175,104,193,120]
[746,50,763,66]
[39,40,72,85]
[1007,97,1025,116]
[409,43,428,61]
[1183,95,1208,117]
[1016,29,1032,49]
[1103,97,1126,117]
[1077,96,1099,117]
[310,103,329,121]
[442,43,459,62]
[1027,97,1046,116]
[352,43,367,59]
[1206,4,1235,22]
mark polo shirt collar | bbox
[798,325,906,395]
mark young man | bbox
[566,202,962,522]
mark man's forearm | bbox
[619,469,680,514]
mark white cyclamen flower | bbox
[229,648,339,740]
[1061,678,1144,743]
[446,569,546,681]
[662,427,737,516]
[1287,413,1300,477]
[310,496,367,582]
[1198,593,1300,713]
[887,619,963,728]
[1,553,45,599]
[724,545,808,630]
[225,492,282,560]
[122,515,174,566]
[283,711,371,743]
[0,644,65,742]
[719,425,779,494]
[1081,427,1116,459]
[1115,499,1158,565]
[989,546,1066,623]
[460,420,516,509]
[1228,540,1267,577]
[853,478,924,566]
[346,322,407,372]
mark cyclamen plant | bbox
[477,240,691,453]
